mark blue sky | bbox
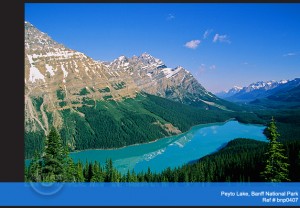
[25,3,300,93]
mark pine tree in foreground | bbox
[76,160,85,182]
[42,127,66,182]
[27,151,42,182]
[261,118,290,182]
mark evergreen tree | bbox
[162,175,168,182]
[126,169,131,182]
[62,145,77,182]
[91,161,104,182]
[184,172,189,182]
[83,160,90,182]
[131,170,138,182]
[111,169,121,182]
[65,157,76,182]
[105,159,113,182]
[75,160,85,182]
[28,151,42,182]
[24,166,28,182]
[87,163,94,182]
[145,167,152,182]
[261,118,290,182]
[42,127,65,182]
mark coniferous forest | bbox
[24,10,300,184]
[25,93,266,159]
[25,119,300,182]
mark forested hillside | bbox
[26,93,265,158]
[26,135,300,182]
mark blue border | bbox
[0,182,299,206]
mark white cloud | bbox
[199,64,206,72]
[209,65,216,70]
[283,52,296,57]
[184,40,201,49]
[166,14,175,21]
[213,34,231,44]
[198,64,216,74]
[203,29,213,39]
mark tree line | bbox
[25,119,299,182]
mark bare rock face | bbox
[25,21,140,135]
[24,21,227,154]
[103,52,219,107]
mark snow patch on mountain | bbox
[146,72,153,77]
[61,65,68,83]
[162,67,182,79]
[27,55,45,83]
[45,64,55,76]
[279,80,288,84]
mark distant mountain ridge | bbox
[215,79,298,103]
[249,78,300,108]
[215,86,243,98]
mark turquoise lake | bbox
[67,120,267,174]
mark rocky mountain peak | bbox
[25,21,229,142]
[138,52,164,68]
[140,52,153,59]
[118,55,127,61]
[25,21,63,51]
[246,80,283,92]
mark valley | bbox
[25,21,256,158]
[69,120,267,175]
[24,21,300,182]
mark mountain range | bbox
[25,21,242,158]
[215,79,300,105]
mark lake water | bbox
[68,120,267,174]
